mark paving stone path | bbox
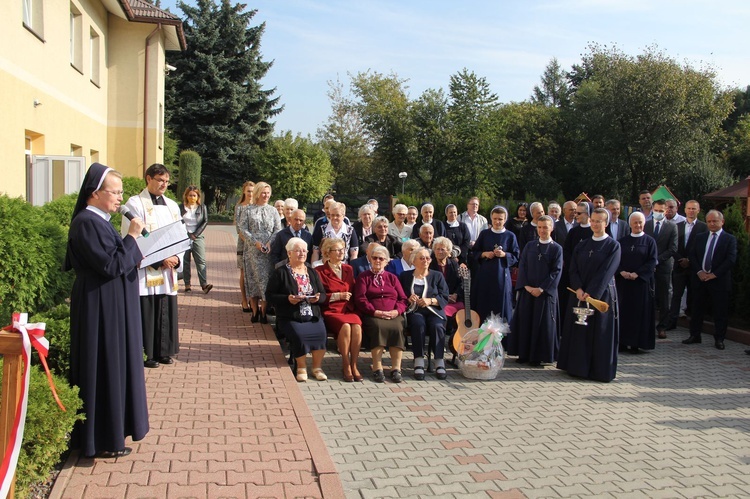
[301,311,750,498]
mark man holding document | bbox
[122,164,188,369]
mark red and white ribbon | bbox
[0,313,64,499]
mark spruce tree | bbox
[166,0,282,207]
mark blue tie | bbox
[654,221,660,238]
[703,232,717,272]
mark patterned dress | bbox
[240,204,282,299]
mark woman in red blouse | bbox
[317,238,363,382]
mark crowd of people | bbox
[64,163,743,459]
[231,186,742,387]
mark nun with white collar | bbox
[470,205,520,323]
[557,207,621,383]
[65,163,150,458]
[615,211,658,353]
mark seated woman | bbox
[430,237,464,321]
[385,239,420,276]
[400,247,450,380]
[354,245,409,383]
[364,216,402,258]
[316,238,363,382]
[266,237,329,382]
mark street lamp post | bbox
[398,172,407,195]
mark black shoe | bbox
[159,356,173,364]
[516,358,527,364]
[93,447,132,459]
[260,313,268,324]
[745,349,750,355]
[373,369,385,383]
[144,359,159,368]
[715,340,725,350]
[629,346,640,354]
[413,366,425,380]
[435,366,448,379]
[657,329,667,339]
[390,369,403,383]
[682,336,701,345]
[202,284,213,294]
[242,307,251,313]
[251,310,260,323]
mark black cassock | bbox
[508,240,563,364]
[557,236,621,382]
[616,234,658,350]
[67,209,149,456]
[558,225,593,323]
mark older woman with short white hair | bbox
[354,245,409,383]
[389,203,412,242]
[364,216,401,258]
[266,237,329,382]
[386,239,419,276]
[399,247,450,380]
[352,204,375,256]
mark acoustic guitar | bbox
[452,265,481,355]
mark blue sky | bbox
[160,0,750,138]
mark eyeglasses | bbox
[332,248,346,253]
[576,211,586,215]
[100,190,124,196]
[151,178,170,185]
[417,256,431,261]
[371,256,387,261]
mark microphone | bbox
[119,206,149,237]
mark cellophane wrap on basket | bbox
[457,313,508,380]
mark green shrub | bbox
[177,150,202,198]
[0,359,84,498]
[39,193,77,229]
[30,305,71,379]
[0,196,72,320]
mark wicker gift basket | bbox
[457,314,508,380]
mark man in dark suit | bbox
[644,199,678,338]
[605,199,630,241]
[553,200,577,247]
[270,209,313,267]
[349,243,372,277]
[666,200,707,330]
[683,210,737,350]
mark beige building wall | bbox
[0,0,179,200]
[107,16,166,180]
[0,0,110,199]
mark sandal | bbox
[413,366,425,381]
[435,366,447,380]
[312,368,328,381]
[390,369,403,383]
[373,369,385,383]
[296,368,308,382]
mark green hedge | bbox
[0,359,84,498]
[0,196,72,320]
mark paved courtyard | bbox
[50,226,750,498]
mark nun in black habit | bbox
[508,216,563,366]
[65,163,149,457]
[557,207,621,382]
[615,211,658,353]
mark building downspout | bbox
[143,24,162,176]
